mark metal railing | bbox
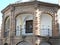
[40,28,52,37]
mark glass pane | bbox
[25,20,33,33]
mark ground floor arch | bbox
[16,41,31,45]
[4,43,8,45]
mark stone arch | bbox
[4,16,9,23]
[4,43,8,45]
[15,13,33,23]
[15,12,34,26]
[16,41,32,45]
[15,12,34,18]
[40,11,53,17]
[4,16,10,37]
[4,16,10,30]
[15,12,34,25]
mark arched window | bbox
[40,14,52,36]
[15,14,33,36]
[22,14,33,35]
[4,17,10,37]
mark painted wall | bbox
[40,14,52,36]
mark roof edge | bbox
[1,1,59,13]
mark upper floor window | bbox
[40,14,52,36]
[4,17,10,37]
[25,20,33,33]
[15,14,33,36]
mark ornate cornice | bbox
[1,1,59,14]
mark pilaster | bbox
[10,6,15,45]
[52,13,59,37]
[33,7,41,45]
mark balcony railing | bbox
[40,28,52,37]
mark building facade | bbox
[1,1,60,45]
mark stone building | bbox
[1,0,60,45]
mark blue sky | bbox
[0,0,58,28]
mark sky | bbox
[0,0,58,29]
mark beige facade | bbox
[1,1,60,45]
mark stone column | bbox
[52,13,59,37]
[34,9,40,36]
[33,8,41,45]
[35,37,41,45]
[10,6,15,45]
[11,6,15,37]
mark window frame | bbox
[23,20,33,35]
[25,20,33,33]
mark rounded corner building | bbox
[1,0,60,45]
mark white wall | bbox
[40,14,52,36]
[16,16,21,36]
